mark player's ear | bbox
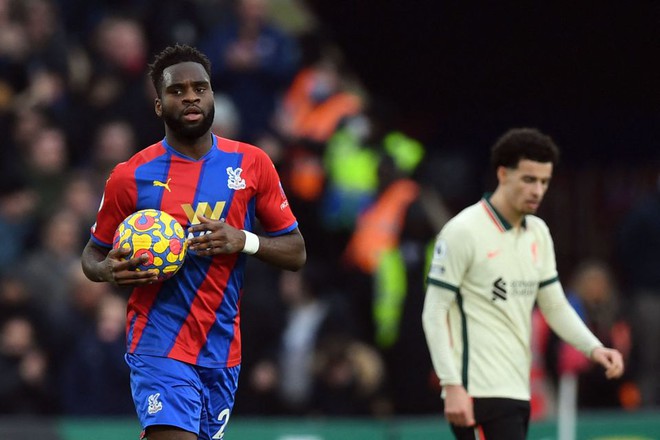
[154,98,162,117]
[496,165,508,183]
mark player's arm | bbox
[249,227,305,271]
[187,216,306,271]
[422,283,475,427]
[422,284,462,386]
[537,281,624,379]
[81,239,159,286]
[422,224,475,427]
[82,162,157,285]
[534,220,624,379]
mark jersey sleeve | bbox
[90,163,137,247]
[422,283,463,386]
[426,221,474,292]
[423,221,473,387]
[537,282,603,356]
[533,217,602,356]
[254,150,298,236]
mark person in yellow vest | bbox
[341,132,444,344]
[276,47,364,203]
[342,133,426,275]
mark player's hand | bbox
[104,246,159,286]
[187,215,245,256]
[443,384,475,427]
[591,346,625,379]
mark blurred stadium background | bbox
[0,0,658,439]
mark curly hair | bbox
[148,44,212,97]
[491,127,560,170]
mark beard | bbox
[162,105,215,140]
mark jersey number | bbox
[212,408,231,439]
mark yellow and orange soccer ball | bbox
[112,209,187,281]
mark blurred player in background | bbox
[422,128,624,440]
[81,44,306,440]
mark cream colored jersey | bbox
[424,196,601,400]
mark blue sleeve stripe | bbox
[266,221,298,236]
[90,234,113,249]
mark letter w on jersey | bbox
[183,202,226,224]
[183,202,226,239]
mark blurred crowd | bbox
[0,0,657,420]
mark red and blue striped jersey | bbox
[90,135,298,368]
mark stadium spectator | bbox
[0,315,53,414]
[88,119,138,191]
[310,334,388,416]
[374,177,450,414]
[0,273,46,340]
[276,44,361,148]
[7,105,51,159]
[17,0,69,76]
[342,153,423,342]
[53,262,121,372]
[59,291,134,415]
[18,209,84,341]
[234,261,358,416]
[0,0,30,79]
[618,182,660,407]
[54,0,152,43]
[319,103,392,234]
[232,257,286,416]
[276,264,356,414]
[547,261,634,409]
[60,171,103,243]
[139,0,230,52]
[77,16,160,148]
[275,44,363,212]
[0,175,38,270]
[199,0,300,143]
[22,126,70,218]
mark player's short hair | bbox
[148,44,212,97]
[491,127,560,169]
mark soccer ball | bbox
[112,209,188,281]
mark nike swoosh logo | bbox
[487,249,501,259]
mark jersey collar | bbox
[480,193,526,232]
[161,134,218,161]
